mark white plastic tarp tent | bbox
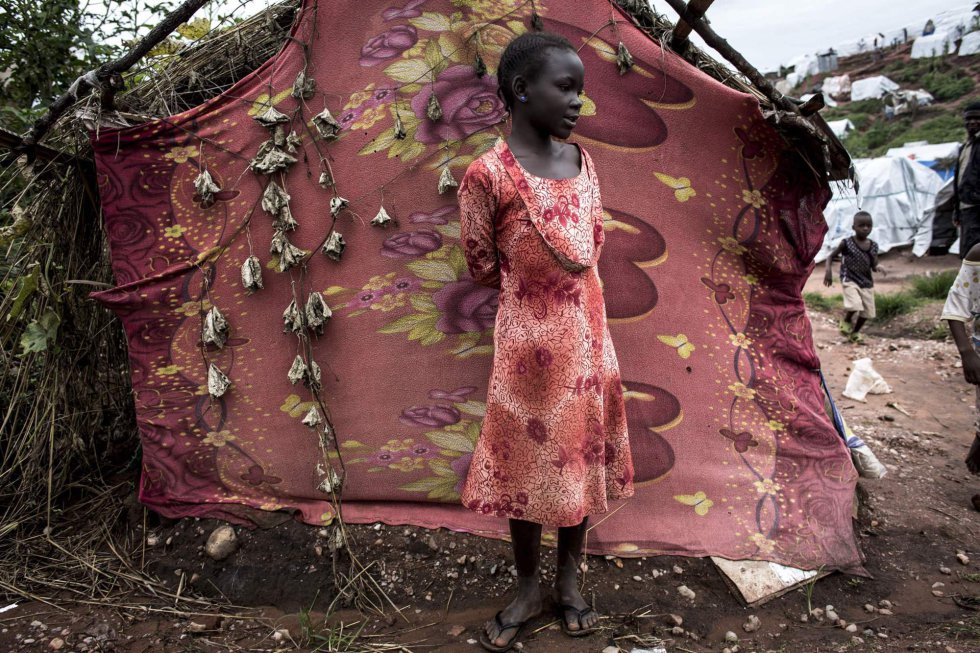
[911,31,955,58]
[960,31,980,55]
[815,157,946,262]
[850,75,899,101]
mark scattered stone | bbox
[677,585,696,600]
[204,525,239,561]
[724,631,738,643]
[447,625,465,637]
[956,552,970,565]
[667,614,683,627]
[48,638,64,650]
[742,615,760,632]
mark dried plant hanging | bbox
[305,291,332,334]
[270,230,306,272]
[207,363,231,398]
[254,105,290,128]
[322,231,346,261]
[250,148,297,175]
[288,354,308,385]
[371,205,393,228]
[202,306,229,349]
[617,41,634,75]
[437,166,458,194]
[292,70,316,100]
[302,406,322,428]
[241,255,263,293]
[282,298,302,333]
[312,106,341,139]
[426,92,442,122]
[329,196,349,216]
[193,169,221,209]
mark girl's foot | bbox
[481,587,541,651]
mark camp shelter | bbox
[815,156,946,262]
[850,75,900,101]
[885,141,960,180]
[9,0,862,577]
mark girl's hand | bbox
[964,350,980,385]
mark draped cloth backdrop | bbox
[91,0,862,571]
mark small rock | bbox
[48,638,64,650]
[666,614,683,627]
[724,630,738,643]
[845,624,858,633]
[742,615,760,632]
[447,625,465,637]
[677,585,696,600]
[956,552,970,565]
[204,525,238,561]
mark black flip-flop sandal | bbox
[479,611,529,652]
[556,603,599,637]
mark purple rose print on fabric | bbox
[410,205,457,225]
[429,386,477,403]
[360,25,419,67]
[380,229,442,258]
[383,0,426,20]
[411,65,507,143]
[432,279,498,333]
[399,404,462,427]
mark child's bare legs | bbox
[483,519,543,647]
[555,519,599,632]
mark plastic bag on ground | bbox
[842,357,893,402]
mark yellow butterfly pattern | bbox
[654,172,696,202]
[657,333,695,359]
[674,491,713,516]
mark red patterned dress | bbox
[457,139,634,527]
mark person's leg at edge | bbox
[484,519,544,647]
[555,518,600,632]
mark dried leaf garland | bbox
[305,292,332,334]
[393,110,406,140]
[322,231,346,261]
[437,166,458,194]
[207,363,231,398]
[312,107,341,139]
[288,355,308,385]
[302,406,322,428]
[616,41,634,75]
[241,255,263,293]
[270,230,306,272]
[474,52,487,78]
[371,206,393,228]
[282,299,302,333]
[426,92,443,122]
[202,306,228,349]
[292,70,316,100]
[254,105,290,128]
[193,169,221,209]
[250,148,297,175]
[330,196,349,216]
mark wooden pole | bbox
[661,0,798,113]
[7,0,214,164]
[669,0,715,54]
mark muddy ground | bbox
[1,251,978,653]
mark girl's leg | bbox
[554,518,600,632]
[484,519,543,647]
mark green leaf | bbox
[406,259,457,282]
[427,430,475,453]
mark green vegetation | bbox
[874,291,922,321]
[803,292,842,312]
[909,270,958,300]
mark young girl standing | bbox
[457,32,635,652]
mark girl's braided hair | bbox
[496,31,576,111]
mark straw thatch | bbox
[0,0,846,605]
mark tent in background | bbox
[885,141,960,180]
[850,75,899,101]
[815,157,946,262]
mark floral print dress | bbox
[457,139,634,527]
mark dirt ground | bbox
[2,250,979,653]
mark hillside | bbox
[811,41,980,158]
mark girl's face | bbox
[514,48,585,139]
